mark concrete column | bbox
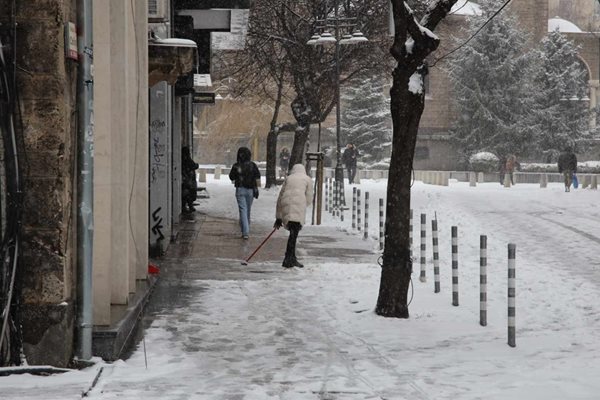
[132,0,149,281]
[590,80,598,130]
[469,172,477,187]
[92,0,113,325]
[109,0,131,305]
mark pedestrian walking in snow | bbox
[279,147,290,178]
[342,143,358,184]
[273,164,313,268]
[181,146,199,213]
[558,146,578,192]
[229,147,261,239]
[505,154,518,185]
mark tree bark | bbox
[289,95,313,166]
[375,0,456,319]
[265,129,279,188]
[376,67,425,318]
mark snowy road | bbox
[2,178,600,399]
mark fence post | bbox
[214,165,221,180]
[480,235,487,326]
[334,180,339,218]
[420,214,426,282]
[352,187,357,229]
[508,243,516,347]
[452,226,459,306]
[379,199,385,250]
[357,189,362,232]
[328,178,333,214]
[591,175,598,190]
[409,209,413,260]
[540,173,547,189]
[432,219,440,293]
[363,192,369,240]
[325,178,329,212]
[469,172,477,187]
[582,175,589,189]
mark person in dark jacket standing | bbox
[229,147,261,239]
[558,146,578,192]
[181,146,199,212]
[342,143,358,184]
[279,147,290,178]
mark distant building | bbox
[415,0,599,170]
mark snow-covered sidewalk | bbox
[2,177,600,399]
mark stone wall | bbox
[0,0,78,366]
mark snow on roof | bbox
[548,17,583,33]
[450,0,482,16]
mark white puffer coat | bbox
[276,164,314,226]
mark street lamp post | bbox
[308,0,367,212]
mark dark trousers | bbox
[284,222,302,261]
[346,165,356,184]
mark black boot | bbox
[282,222,301,268]
[282,257,294,268]
[292,258,304,268]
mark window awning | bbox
[148,38,197,87]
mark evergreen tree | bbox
[340,75,392,165]
[529,29,589,162]
[448,0,535,161]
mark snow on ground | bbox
[2,176,600,399]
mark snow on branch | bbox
[391,0,456,64]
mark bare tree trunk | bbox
[290,124,310,167]
[265,70,286,188]
[289,95,313,166]
[375,0,456,319]
[265,129,279,188]
[376,67,426,318]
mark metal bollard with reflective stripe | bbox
[409,209,413,260]
[325,178,329,212]
[432,219,440,293]
[480,235,487,326]
[452,226,459,306]
[379,198,385,250]
[363,192,370,240]
[357,189,362,232]
[420,214,426,282]
[508,243,516,347]
[352,187,357,230]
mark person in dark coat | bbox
[181,146,199,212]
[229,147,261,239]
[558,146,578,192]
[279,147,290,178]
[342,143,358,184]
[505,154,518,185]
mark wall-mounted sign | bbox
[192,92,216,104]
[66,22,78,60]
[194,74,212,88]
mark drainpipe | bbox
[76,0,94,360]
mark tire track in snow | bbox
[237,282,389,400]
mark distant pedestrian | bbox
[342,143,358,184]
[505,154,518,185]
[181,146,199,213]
[273,164,313,268]
[558,146,578,192]
[229,147,261,239]
[279,147,290,179]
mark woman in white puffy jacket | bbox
[274,164,314,268]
